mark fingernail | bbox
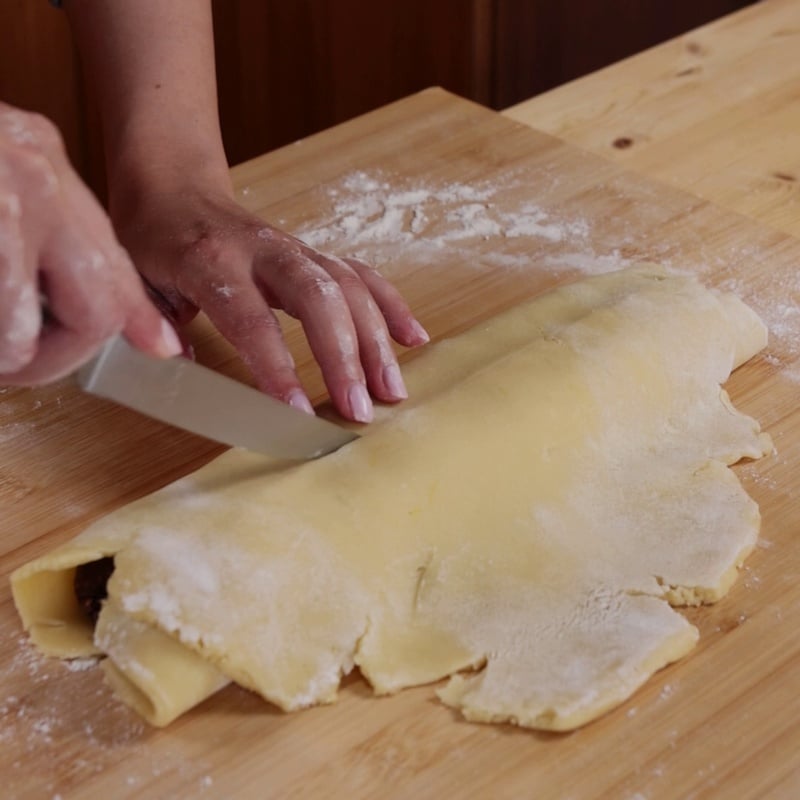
[382,363,408,400]
[347,383,373,423]
[288,389,315,415]
[159,318,183,357]
[410,320,430,344]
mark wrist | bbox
[107,142,234,223]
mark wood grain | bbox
[1,88,799,798]
[504,0,800,240]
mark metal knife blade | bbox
[76,335,358,460]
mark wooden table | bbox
[2,1,799,798]
[504,0,800,240]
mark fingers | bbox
[123,298,184,359]
[301,254,409,406]
[0,104,179,386]
[51,167,181,358]
[183,237,426,422]
[2,230,180,386]
[341,257,429,348]
[258,252,376,421]
[185,273,316,416]
[0,196,40,374]
[0,275,41,377]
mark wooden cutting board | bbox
[1,89,798,799]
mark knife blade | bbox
[76,335,358,460]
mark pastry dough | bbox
[11,266,772,730]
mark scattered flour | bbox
[64,657,100,672]
[4,285,38,342]
[0,421,34,444]
[290,168,800,388]
[1,110,39,145]
[214,283,236,299]
[717,271,800,383]
[0,632,215,797]
[544,250,631,273]
[292,169,605,274]
[0,192,22,220]
[658,684,675,701]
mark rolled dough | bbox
[11,265,772,730]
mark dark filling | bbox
[74,557,115,624]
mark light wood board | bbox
[505,0,800,241]
[1,89,798,799]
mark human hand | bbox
[111,188,429,423]
[0,104,181,385]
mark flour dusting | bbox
[716,269,800,383]
[291,169,605,274]
[0,633,216,796]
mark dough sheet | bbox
[11,266,772,729]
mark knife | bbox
[76,335,358,460]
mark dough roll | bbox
[11,265,772,730]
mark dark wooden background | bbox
[1,0,754,196]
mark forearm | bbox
[63,0,427,422]
[65,0,232,205]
